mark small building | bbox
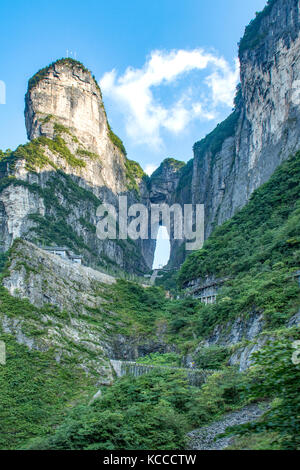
[186,275,228,304]
[41,246,83,265]
[69,254,83,265]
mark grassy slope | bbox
[0,331,96,450]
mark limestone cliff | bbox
[0,239,173,382]
[0,58,153,273]
[162,0,300,267]
[1,239,115,384]
[24,58,127,194]
[192,0,300,236]
[148,158,190,267]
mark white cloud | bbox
[144,164,158,176]
[100,49,239,148]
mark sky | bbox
[1,0,267,171]
[152,226,171,269]
[0,0,267,267]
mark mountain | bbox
[160,0,300,266]
[192,0,300,234]
[1,0,299,272]
[0,58,154,274]
[0,0,299,451]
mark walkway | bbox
[110,359,217,387]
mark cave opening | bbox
[152,226,170,270]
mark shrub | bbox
[239,0,277,55]
[195,345,230,369]
[136,352,182,367]
[108,124,127,156]
[225,330,300,450]
[26,371,199,450]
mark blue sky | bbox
[1,0,267,174]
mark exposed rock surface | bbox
[0,1,299,386]
[192,0,300,237]
[0,59,153,273]
[148,0,300,267]
[0,239,117,383]
[176,0,300,371]
[188,307,300,372]
[187,403,268,450]
[2,1,298,273]
[25,60,128,194]
[203,310,266,348]
[148,158,188,267]
[0,239,175,381]
[2,240,116,310]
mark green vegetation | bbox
[193,108,240,160]
[27,200,90,254]
[176,158,193,194]
[39,114,55,124]
[151,158,186,180]
[124,158,146,193]
[39,135,86,168]
[224,329,300,450]
[1,55,299,450]
[103,282,211,349]
[2,141,52,172]
[108,123,127,156]
[195,345,230,369]
[76,148,100,160]
[0,170,100,259]
[103,280,167,335]
[136,352,182,367]
[1,134,87,172]
[28,213,89,252]
[176,151,300,335]
[1,119,101,173]
[155,268,180,293]
[226,431,282,450]
[239,0,277,55]
[0,325,96,450]
[28,58,101,93]
[26,367,249,450]
[163,158,185,170]
[0,253,8,272]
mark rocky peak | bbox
[25,58,108,155]
[149,158,185,204]
[0,58,153,272]
[22,58,133,197]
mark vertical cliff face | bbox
[1,0,299,274]
[0,59,152,273]
[148,158,191,267]
[192,0,300,236]
[24,58,128,195]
